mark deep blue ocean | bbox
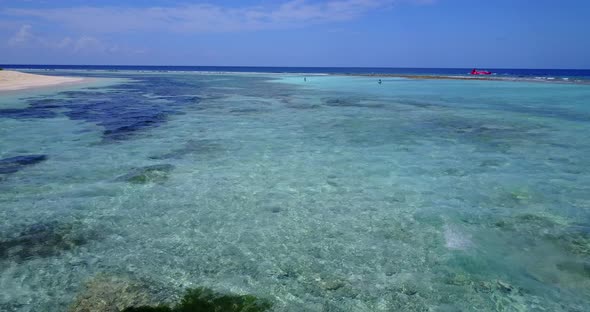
[2,64,590,79]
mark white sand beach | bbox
[0,70,87,92]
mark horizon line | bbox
[1,64,589,71]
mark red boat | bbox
[471,68,492,75]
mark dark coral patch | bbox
[123,287,272,312]
[0,221,91,261]
[0,154,47,175]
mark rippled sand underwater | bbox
[1,71,590,311]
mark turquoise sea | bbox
[1,70,590,311]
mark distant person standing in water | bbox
[378,79,382,84]
[304,77,307,82]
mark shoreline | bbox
[0,70,91,92]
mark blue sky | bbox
[1,0,589,68]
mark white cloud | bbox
[1,0,433,34]
[74,36,104,52]
[5,24,135,55]
[54,37,73,49]
[8,24,33,46]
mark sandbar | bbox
[0,70,88,92]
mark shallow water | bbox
[1,71,590,311]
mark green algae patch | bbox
[123,287,272,312]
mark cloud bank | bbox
[1,0,430,33]
[1,0,435,63]
[6,24,137,55]
[7,24,33,46]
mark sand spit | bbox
[0,70,88,92]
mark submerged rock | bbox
[488,187,539,209]
[319,279,347,291]
[69,275,165,312]
[385,290,429,312]
[509,189,532,203]
[493,213,590,257]
[556,261,590,278]
[0,220,90,261]
[441,168,467,176]
[443,273,473,286]
[123,307,172,312]
[441,272,523,298]
[174,287,271,312]
[479,159,505,168]
[101,111,168,142]
[554,230,590,256]
[230,108,268,114]
[494,213,560,231]
[287,103,321,110]
[496,280,514,294]
[322,97,383,108]
[0,154,47,174]
[116,164,175,184]
[323,97,358,107]
[151,140,222,160]
[494,214,559,248]
[123,287,272,312]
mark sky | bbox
[0,0,589,68]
